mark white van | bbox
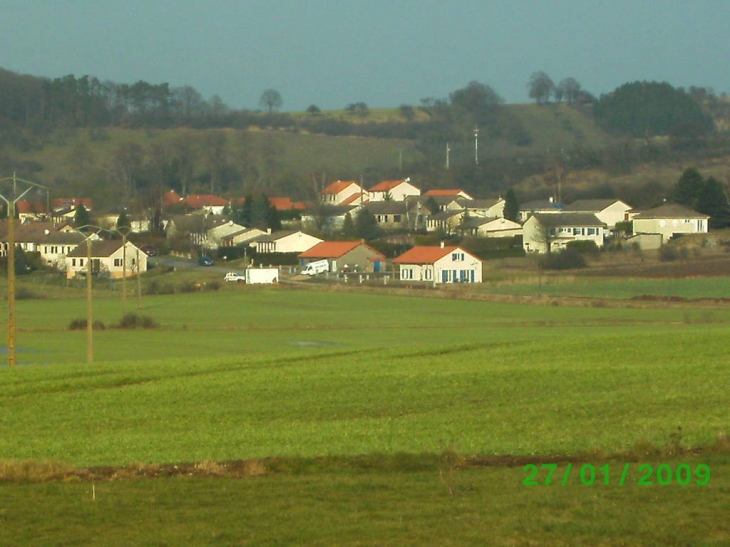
[301,259,329,276]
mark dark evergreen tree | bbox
[250,193,271,230]
[503,188,520,222]
[674,167,704,208]
[697,177,730,228]
[267,203,282,231]
[341,212,355,238]
[74,204,92,229]
[354,208,381,240]
[116,210,131,232]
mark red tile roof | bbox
[321,181,358,194]
[298,241,384,259]
[16,200,47,214]
[369,180,405,192]
[341,193,368,206]
[184,194,228,208]
[163,190,184,206]
[393,245,460,264]
[423,189,469,197]
[269,197,307,210]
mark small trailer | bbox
[245,268,279,284]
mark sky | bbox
[3,0,730,112]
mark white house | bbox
[248,230,323,254]
[458,198,505,219]
[563,199,633,229]
[320,180,367,206]
[518,198,565,222]
[523,213,606,253]
[66,240,147,280]
[423,189,474,200]
[461,217,523,238]
[632,204,709,242]
[393,244,482,284]
[368,178,421,202]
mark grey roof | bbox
[457,198,501,209]
[169,214,228,232]
[633,204,709,219]
[563,199,630,212]
[67,240,126,258]
[302,205,357,217]
[532,213,605,227]
[460,216,497,229]
[429,210,463,221]
[520,200,565,212]
[249,230,301,243]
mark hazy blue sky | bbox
[3,0,729,111]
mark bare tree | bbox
[556,77,582,104]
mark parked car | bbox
[140,244,157,257]
[199,256,214,266]
[224,272,246,283]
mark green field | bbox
[0,285,728,545]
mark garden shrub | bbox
[539,248,587,270]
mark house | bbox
[320,181,367,206]
[268,197,307,211]
[206,221,249,249]
[427,210,464,234]
[368,178,420,202]
[51,198,92,212]
[166,214,229,247]
[632,204,709,242]
[563,199,633,229]
[0,221,81,266]
[248,230,323,254]
[458,198,505,219]
[364,201,415,230]
[460,217,523,238]
[298,241,386,273]
[522,213,606,253]
[16,200,49,223]
[183,194,229,215]
[423,189,474,200]
[301,205,359,231]
[66,240,147,279]
[218,227,266,247]
[393,244,482,284]
[518,198,564,222]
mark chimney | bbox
[267,228,272,234]
[549,196,554,203]
[440,241,444,248]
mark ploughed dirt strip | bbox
[1,447,712,483]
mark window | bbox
[114,258,122,267]
[72,258,76,267]
[451,252,465,261]
[393,215,402,223]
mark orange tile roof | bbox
[341,193,369,206]
[163,190,184,206]
[268,197,308,210]
[369,180,405,192]
[184,194,228,208]
[298,241,385,259]
[423,189,467,197]
[393,245,460,264]
[322,180,358,194]
[16,200,47,214]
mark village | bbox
[0,177,711,286]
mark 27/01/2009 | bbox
[522,463,710,486]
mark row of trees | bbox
[674,167,730,228]
[527,72,587,105]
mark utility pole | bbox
[446,142,450,169]
[0,173,48,366]
[474,127,479,165]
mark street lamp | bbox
[0,173,49,366]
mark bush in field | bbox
[117,313,159,329]
[143,280,175,295]
[539,248,587,270]
[68,319,106,330]
[566,239,600,257]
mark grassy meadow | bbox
[0,283,729,545]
